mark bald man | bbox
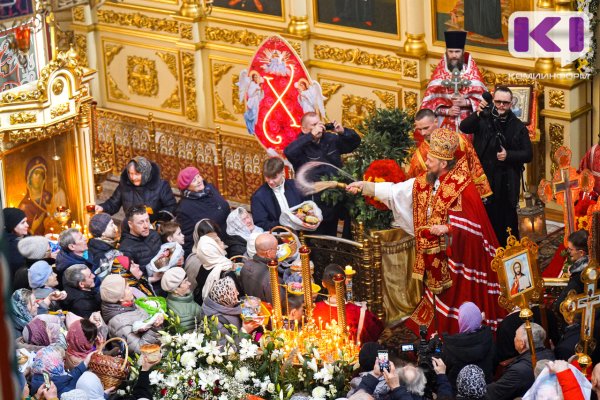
[240,233,281,304]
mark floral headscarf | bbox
[32,346,66,377]
[226,207,263,241]
[208,276,239,307]
[11,289,34,333]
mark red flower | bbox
[160,388,167,396]
[363,159,406,210]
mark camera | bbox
[399,325,442,399]
[324,122,335,131]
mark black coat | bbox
[119,230,162,273]
[442,326,494,391]
[87,238,116,267]
[486,347,554,400]
[283,128,361,173]
[460,110,532,207]
[555,318,600,364]
[55,251,95,290]
[175,183,230,256]
[62,286,102,318]
[250,180,305,231]
[6,233,25,277]
[99,161,176,222]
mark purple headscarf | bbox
[458,302,482,333]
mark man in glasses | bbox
[460,86,533,247]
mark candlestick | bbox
[268,259,283,329]
[299,245,313,321]
[333,273,347,336]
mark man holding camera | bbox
[284,111,361,236]
[459,86,532,247]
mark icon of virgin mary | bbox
[18,156,53,235]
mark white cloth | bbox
[76,371,104,400]
[197,235,233,300]
[373,178,416,236]
[272,180,290,214]
[226,207,264,241]
[522,364,591,400]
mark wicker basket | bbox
[270,225,299,254]
[88,337,130,390]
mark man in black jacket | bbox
[486,322,555,400]
[119,205,163,275]
[62,264,101,318]
[460,86,532,246]
[284,112,361,236]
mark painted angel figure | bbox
[260,49,290,76]
[238,70,264,135]
[295,79,327,119]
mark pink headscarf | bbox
[66,320,94,360]
[458,302,482,333]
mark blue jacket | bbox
[31,362,87,397]
[250,180,305,231]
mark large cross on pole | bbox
[538,146,594,246]
[441,67,471,96]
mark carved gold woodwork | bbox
[50,103,71,119]
[104,44,123,66]
[213,63,233,86]
[52,80,64,96]
[549,123,564,174]
[3,120,75,152]
[205,27,266,47]
[289,40,302,57]
[161,87,181,109]
[107,74,130,100]
[430,63,437,75]
[215,93,236,121]
[403,91,418,117]
[74,34,88,68]
[127,56,159,97]
[96,10,180,35]
[342,94,376,131]
[180,24,193,40]
[321,82,343,106]
[372,90,396,109]
[549,89,566,109]
[9,111,37,125]
[156,52,178,78]
[182,52,197,122]
[232,74,245,114]
[313,45,402,72]
[72,6,85,22]
[402,60,417,79]
[479,67,544,93]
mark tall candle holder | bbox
[344,265,356,302]
[299,245,314,323]
[333,273,347,335]
[53,206,71,232]
[268,259,283,329]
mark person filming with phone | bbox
[459,86,532,247]
[284,112,361,236]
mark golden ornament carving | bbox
[180,24,193,40]
[479,67,544,92]
[182,52,197,121]
[127,56,159,97]
[430,63,437,75]
[213,63,233,86]
[205,27,266,47]
[313,45,402,72]
[74,34,88,68]
[97,10,180,35]
[403,33,427,57]
[287,15,310,39]
[3,119,74,152]
[1,49,81,104]
[72,6,85,22]
[215,93,236,121]
[52,80,64,96]
[50,102,71,119]
[156,51,178,78]
[342,94,376,131]
[104,44,123,66]
[232,74,245,114]
[549,89,565,109]
[107,73,130,100]
[402,60,417,79]
[321,82,343,106]
[549,123,564,174]
[10,111,37,125]
[289,40,302,57]
[372,90,396,109]
[403,91,418,117]
[161,86,181,109]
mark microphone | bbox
[480,92,494,118]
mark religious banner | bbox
[237,35,325,156]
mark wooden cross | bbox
[538,146,594,246]
[441,67,471,95]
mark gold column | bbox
[147,113,157,156]
[520,308,538,371]
[179,0,211,19]
[362,238,374,312]
[534,0,555,74]
[402,0,427,56]
[287,0,310,38]
[333,273,347,334]
[214,126,226,197]
[299,245,314,321]
[371,233,385,321]
[268,259,282,328]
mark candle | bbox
[86,204,96,214]
[344,265,354,274]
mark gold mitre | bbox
[429,128,459,160]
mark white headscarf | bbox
[198,234,233,300]
[226,207,263,241]
[522,362,592,400]
[75,371,104,400]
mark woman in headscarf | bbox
[19,314,66,351]
[185,219,228,292]
[201,276,260,343]
[456,365,487,400]
[76,371,113,400]
[96,156,176,223]
[226,207,263,256]
[11,289,39,337]
[18,156,52,235]
[3,207,29,277]
[441,302,494,391]
[175,167,230,257]
[30,345,91,397]
[65,319,98,371]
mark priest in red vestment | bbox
[419,31,487,141]
[579,144,600,196]
[408,108,492,199]
[312,264,384,345]
[347,128,505,335]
